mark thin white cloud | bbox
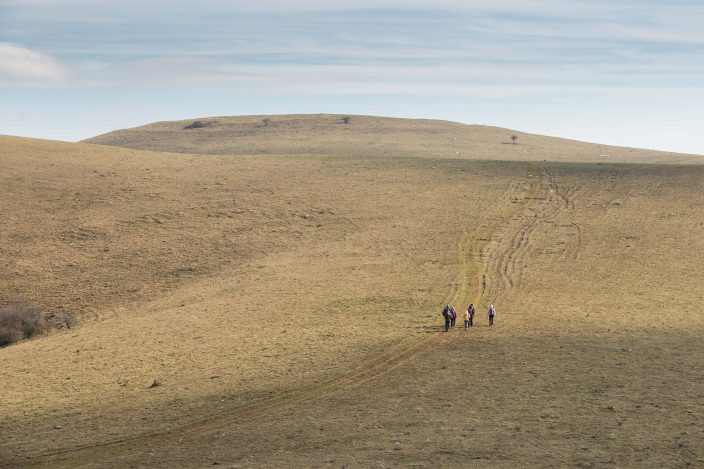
[78,56,702,99]
[0,43,72,85]
[1,0,612,11]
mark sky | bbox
[1,0,703,154]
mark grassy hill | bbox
[84,114,701,164]
[2,119,704,467]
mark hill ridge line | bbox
[80,115,701,162]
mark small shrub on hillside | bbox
[341,116,352,124]
[511,134,518,144]
[184,120,208,130]
[0,304,74,348]
[0,303,49,347]
[47,311,77,331]
[262,118,271,127]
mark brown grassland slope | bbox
[1,117,704,468]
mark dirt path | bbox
[25,163,587,468]
[483,164,575,303]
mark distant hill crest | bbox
[84,114,700,164]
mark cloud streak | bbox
[74,56,702,100]
[0,43,72,85]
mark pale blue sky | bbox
[1,1,702,154]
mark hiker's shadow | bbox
[418,324,492,334]
[419,325,444,334]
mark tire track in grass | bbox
[483,163,548,302]
[482,163,602,303]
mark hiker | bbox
[488,304,496,326]
[442,304,451,332]
[463,308,470,330]
[450,306,457,328]
[467,303,475,328]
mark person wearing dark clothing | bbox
[442,304,451,332]
[450,306,457,328]
[488,304,496,326]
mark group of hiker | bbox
[441,303,496,332]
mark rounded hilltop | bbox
[83,114,699,164]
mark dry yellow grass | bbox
[2,117,704,468]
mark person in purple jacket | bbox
[450,306,457,328]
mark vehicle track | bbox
[483,165,550,302]
[482,163,603,303]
